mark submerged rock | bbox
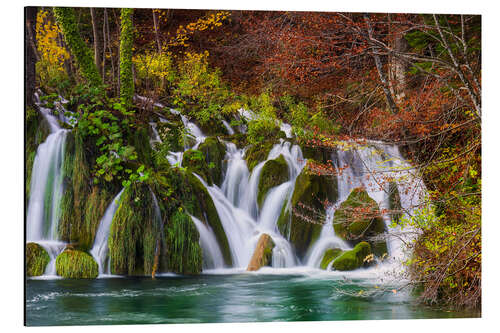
[320,248,343,270]
[331,242,372,271]
[257,155,289,208]
[247,234,275,271]
[333,187,387,255]
[26,242,50,277]
[278,162,338,259]
[55,249,98,278]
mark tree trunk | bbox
[119,8,134,106]
[90,8,102,76]
[152,9,162,54]
[389,34,409,103]
[53,7,102,87]
[25,7,37,108]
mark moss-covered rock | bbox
[148,168,232,267]
[26,242,50,277]
[301,144,336,165]
[333,187,386,247]
[244,141,274,172]
[163,209,202,274]
[182,149,213,185]
[55,249,98,278]
[247,234,275,271]
[257,155,289,207]
[279,163,337,259]
[319,248,343,270]
[108,183,159,276]
[224,133,248,149]
[198,137,226,186]
[331,242,372,271]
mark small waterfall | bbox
[190,215,225,269]
[222,119,235,135]
[89,189,125,276]
[38,241,67,276]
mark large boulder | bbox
[26,242,50,277]
[331,242,372,271]
[247,234,275,271]
[55,249,98,278]
[277,162,338,260]
[257,155,289,208]
[333,187,387,256]
[198,137,227,186]
[320,248,343,270]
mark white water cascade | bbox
[194,140,305,269]
[89,189,125,276]
[27,105,69,276]
[190,215,225,269]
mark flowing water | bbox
[89,189,125,276]
[26,274,478,326]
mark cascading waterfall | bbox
[26,105,69,276]
[190,215,225,269]
[89,189,125,276]
[193,140,305,269]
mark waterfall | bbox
[222,119,235,135]
[190,215,225,269]
[89,189,124,276]
[193,141,305,269]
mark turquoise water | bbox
[26,273,479,326]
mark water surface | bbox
[26,273,478,326]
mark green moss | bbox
[26,242,50,277]
[257,155,289,207]
[331,242,372,271]
[131,126,154,167]
[319,248,343,270]
[333,187,386,250]
[182,149,212,185]
[108,183,159,276]
[156,120,184,151]
[224,133,248,149]
[55,249,98,279]
[285,163,338,259]
[119,8,134,106]
[163,209,202,274]
[244,141,274,172]
[198,137,226,186]
[53,7,102,87]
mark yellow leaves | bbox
[36,10,69,71]
[168,11,230,48]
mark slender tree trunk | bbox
[119,8,134,106]
[53,7,102,87]
[25,7,38,108]
[101,9,107,83]
[90,8,102,76]
[363,14,399,114]
[152,9,162,54]
[389,34,409,103]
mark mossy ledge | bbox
[108,183,159,276]
[198,137,227,186]
[26,242,50,277]
[257,155,289,208]
[55,249,98,279]
[331,242,372,271]
[320,248,343,270]
[280,162,338,259]
[333,187,387,256]
[163,209,202,275]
